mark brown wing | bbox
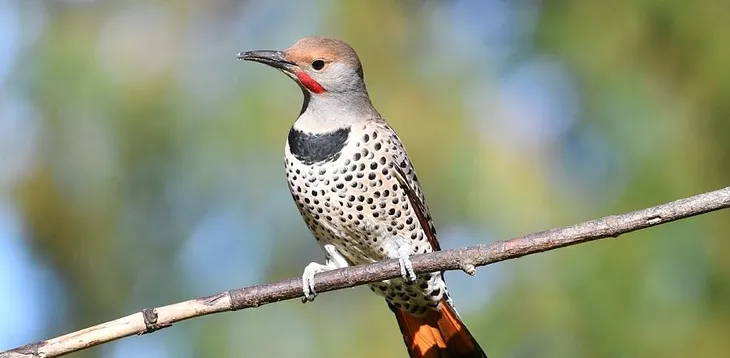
[376,119,441,252]
[393,165,441,251]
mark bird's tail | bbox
[389,299,487,358]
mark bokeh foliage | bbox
[1,0,728,357]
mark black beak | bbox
[237,50,296,71]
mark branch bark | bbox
[3,186,729,358]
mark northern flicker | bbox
[238,37,487,358]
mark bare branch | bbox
[3,186,729,358]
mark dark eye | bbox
[311,59,325,71]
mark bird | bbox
[238,37,487,358]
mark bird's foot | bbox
[301,244,349,303]
[301,262,328,303]
[385,237,417,283]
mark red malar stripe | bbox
[295,70,325,94]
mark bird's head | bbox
[238,37,366,96]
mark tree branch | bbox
[3,186,729,358]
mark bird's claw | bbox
[396,242,417,282]
[301,262,327,303]
[301,244,350,303]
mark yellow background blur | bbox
[1,1,729,357]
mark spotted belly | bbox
[284,123,449,315]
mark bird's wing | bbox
[392,164,441,251]
[384,126,441,252]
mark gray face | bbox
[239,36,367,95]
[304,61,365,94]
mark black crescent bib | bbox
[287,126,351,165]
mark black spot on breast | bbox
[288,126,350,165]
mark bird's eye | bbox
[311,59,325,71]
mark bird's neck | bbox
[294,90,378,134]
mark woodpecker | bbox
[238,37,487,358]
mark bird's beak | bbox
[237,50,296,72]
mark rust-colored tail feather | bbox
[389,299,487,358]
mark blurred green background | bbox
[1,0,729,357]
